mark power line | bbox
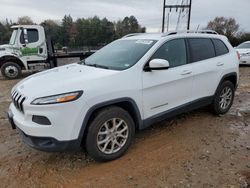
[162,0,192,32]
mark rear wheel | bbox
[1,62,21,79]
[85,106,135,162]
[211,81,235,115]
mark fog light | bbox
[32,115,51,125]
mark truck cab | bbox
[0,25,49,79]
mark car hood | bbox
[14,63,118,99]
[236,49,250,54]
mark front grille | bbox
[11,90,26,113]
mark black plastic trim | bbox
[142,96,214,129]
[32,115,51,125]
[215,72,238,93]
[145,66,169,71]
[17,128,80,152]
[77,97,142,143]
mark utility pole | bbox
[187,0,192,30]
[162,0,166,33]
[162,0,192,32]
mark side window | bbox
[212,39,229,56]
[151,39,187,68]
[188,38,215,63]
[20,29,39,44]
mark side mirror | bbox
[21,28,29,45]
[145,59,170,71]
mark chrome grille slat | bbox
[20,97,26,112]
[11,90,26,113]
[14,93,19,108]
[16,95,22,109]
[13,92,18,101]
[11,91,16,97]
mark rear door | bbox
[187,38,220,100]
[142,38,194,119]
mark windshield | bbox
[9,29,18,45]
[83,39,157,70]
[237,43,250,49]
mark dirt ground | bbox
[0,66,250,188]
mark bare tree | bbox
[206,17,239,37]
[17,16,34,25]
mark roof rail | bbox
[162,30,218,37]
[123,33,145,38]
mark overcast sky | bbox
[0,0,249,32]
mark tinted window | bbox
[151,39,187,68]
[188,38,215,62]
[20,29,39,44]
[212,39,229,56]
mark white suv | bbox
[8,31,239,161]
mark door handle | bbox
[217,62,224,66]
[181,70,192,75]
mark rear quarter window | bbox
[212,39,229,56]
[188,38,215,63]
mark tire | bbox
[211,81,235,115]
[85,106,135,162]
[1,62,21,79]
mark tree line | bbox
[0,15,146,49]
[0,15,249,48]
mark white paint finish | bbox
[142,64,193,119]
[9,32,239,142]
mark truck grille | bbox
[11,90,26,113]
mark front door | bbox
[18,28,47,62]
[142,38,193,119]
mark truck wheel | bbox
[1,62,21,79]
[211,81,235,115]
[85,106,135,162]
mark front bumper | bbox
[8,98,88,141]
[7,109,81,152]
[17,128,81,152]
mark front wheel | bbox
[211,81,235,115]
[85,106,135,162]
[1,62,21,79]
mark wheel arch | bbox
[215,72,238,95]
[78,98,142,146]
[0,55,25,69]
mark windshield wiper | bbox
[86,64,109,69]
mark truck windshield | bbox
[83,39,157,70]
[9,29,18,45]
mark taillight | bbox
[236,51,240,60]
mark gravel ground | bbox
[0,65,249,188]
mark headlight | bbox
[31,91,83,105]
[0,48,6,51]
